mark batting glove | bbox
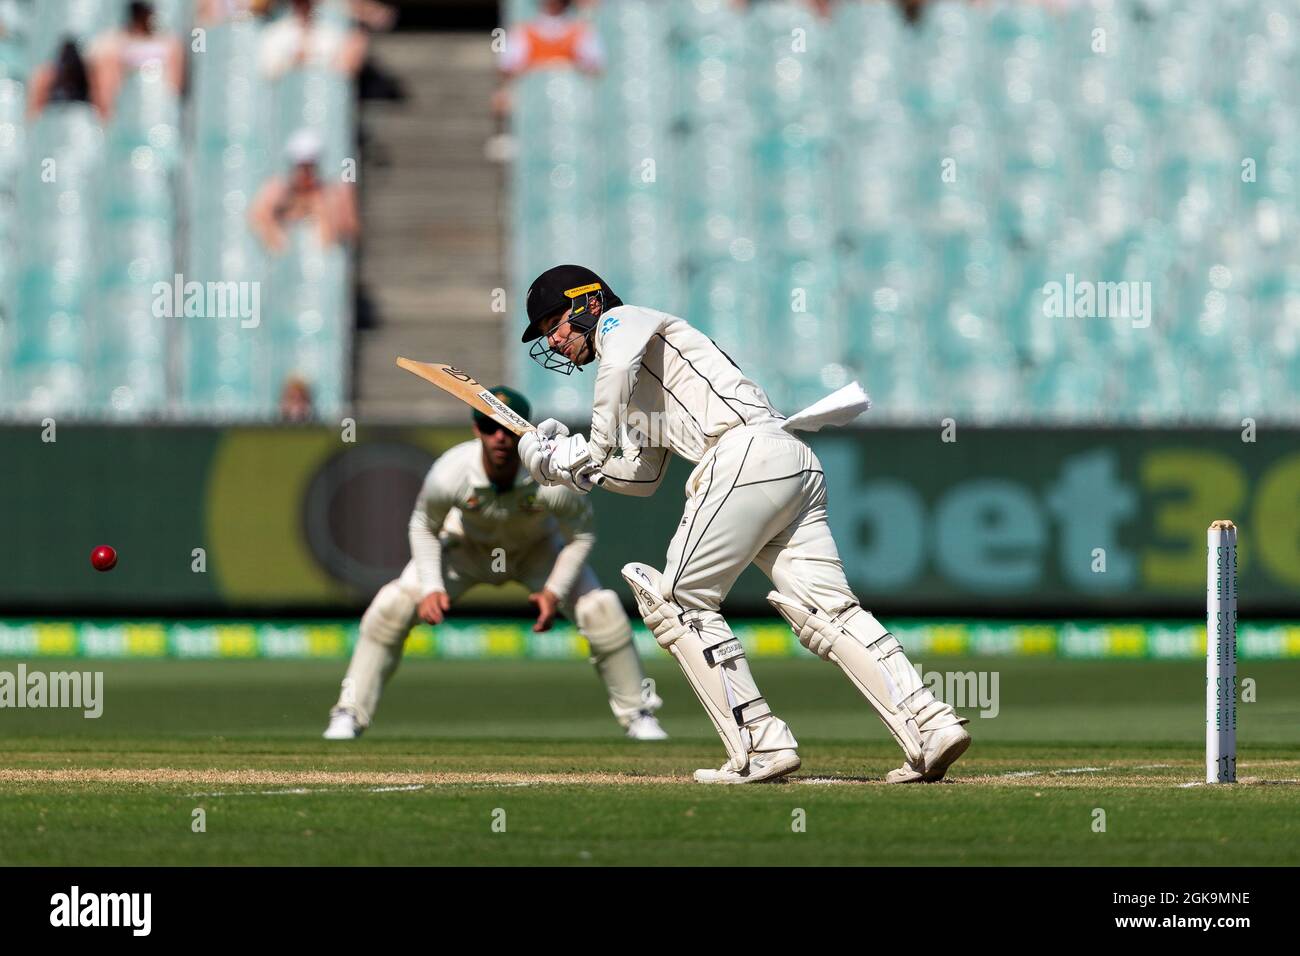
[518,429,558,485]
[548,433,591,475]
[557,461,602,495]
[535,418,569,440]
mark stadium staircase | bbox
[352,31,506,422]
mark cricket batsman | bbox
[323,385,668,741]
[517,265,969,783]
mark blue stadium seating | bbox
[1,0,355,419]
[509,0,1300,424]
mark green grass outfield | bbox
[1,655,1298,865]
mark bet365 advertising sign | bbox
[805,428,1300,612]
[3,426,1295,612]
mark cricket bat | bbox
[395,358,536,435]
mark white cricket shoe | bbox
[694,749,801,784]
[322,708,363,740]
[625,713,669,741]
[885,723,970,783]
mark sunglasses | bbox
[476,419,508,436]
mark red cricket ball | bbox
[91,545,117,572]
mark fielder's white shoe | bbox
[625,713,669,740]
[885,723,970,783]
[322,708,363,740]
[694,749,801,784]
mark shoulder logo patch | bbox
[600,316,620,335]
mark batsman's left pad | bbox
[767,592,966,766]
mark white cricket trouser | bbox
[659,421,969,774]
[657,421,858,755]
[404,534,601,613]
[663,421,856,618]
[334,537,649,729]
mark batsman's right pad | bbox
[621,564,692,650]
[622,563,771,771]
[767,592,966,766]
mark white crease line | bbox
[189,782,549,797]
[457,782,538,789]
[1000,765,1195,780]
[998,767,1105,779]
[1002,765,1176,779]
[190,784,428,797]
[1180,778,1300,788]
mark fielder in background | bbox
[324,386,668,741]
[518,265,969,783]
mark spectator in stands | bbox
[208,0,393,28]
[738,0,836,17]
[88,1,184,118]
[895,0,928,25]
[259,0,368,80]
[348,0,398,32]
[498,0,604,80]
[279,375,315,421]
[197,0,264,24]
[249,128,359,253]
[27,38,100,119]
[489,0,604,159]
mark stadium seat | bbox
[0,1,356,420]
[505,0,1300,424]
[8,102,102,414]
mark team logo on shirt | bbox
[520,492,544,513]
[600,316,620,335]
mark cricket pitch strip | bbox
[3,760,1298,792]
